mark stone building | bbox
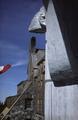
[28,37,45,120]
[0,37,45,120]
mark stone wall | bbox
[29,40,45,119]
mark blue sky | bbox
[0,0,45,102]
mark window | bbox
[25,98,32,109]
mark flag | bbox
[0,64,11,74]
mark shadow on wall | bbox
[54,78,78,87]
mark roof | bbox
[17,80,27,86]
